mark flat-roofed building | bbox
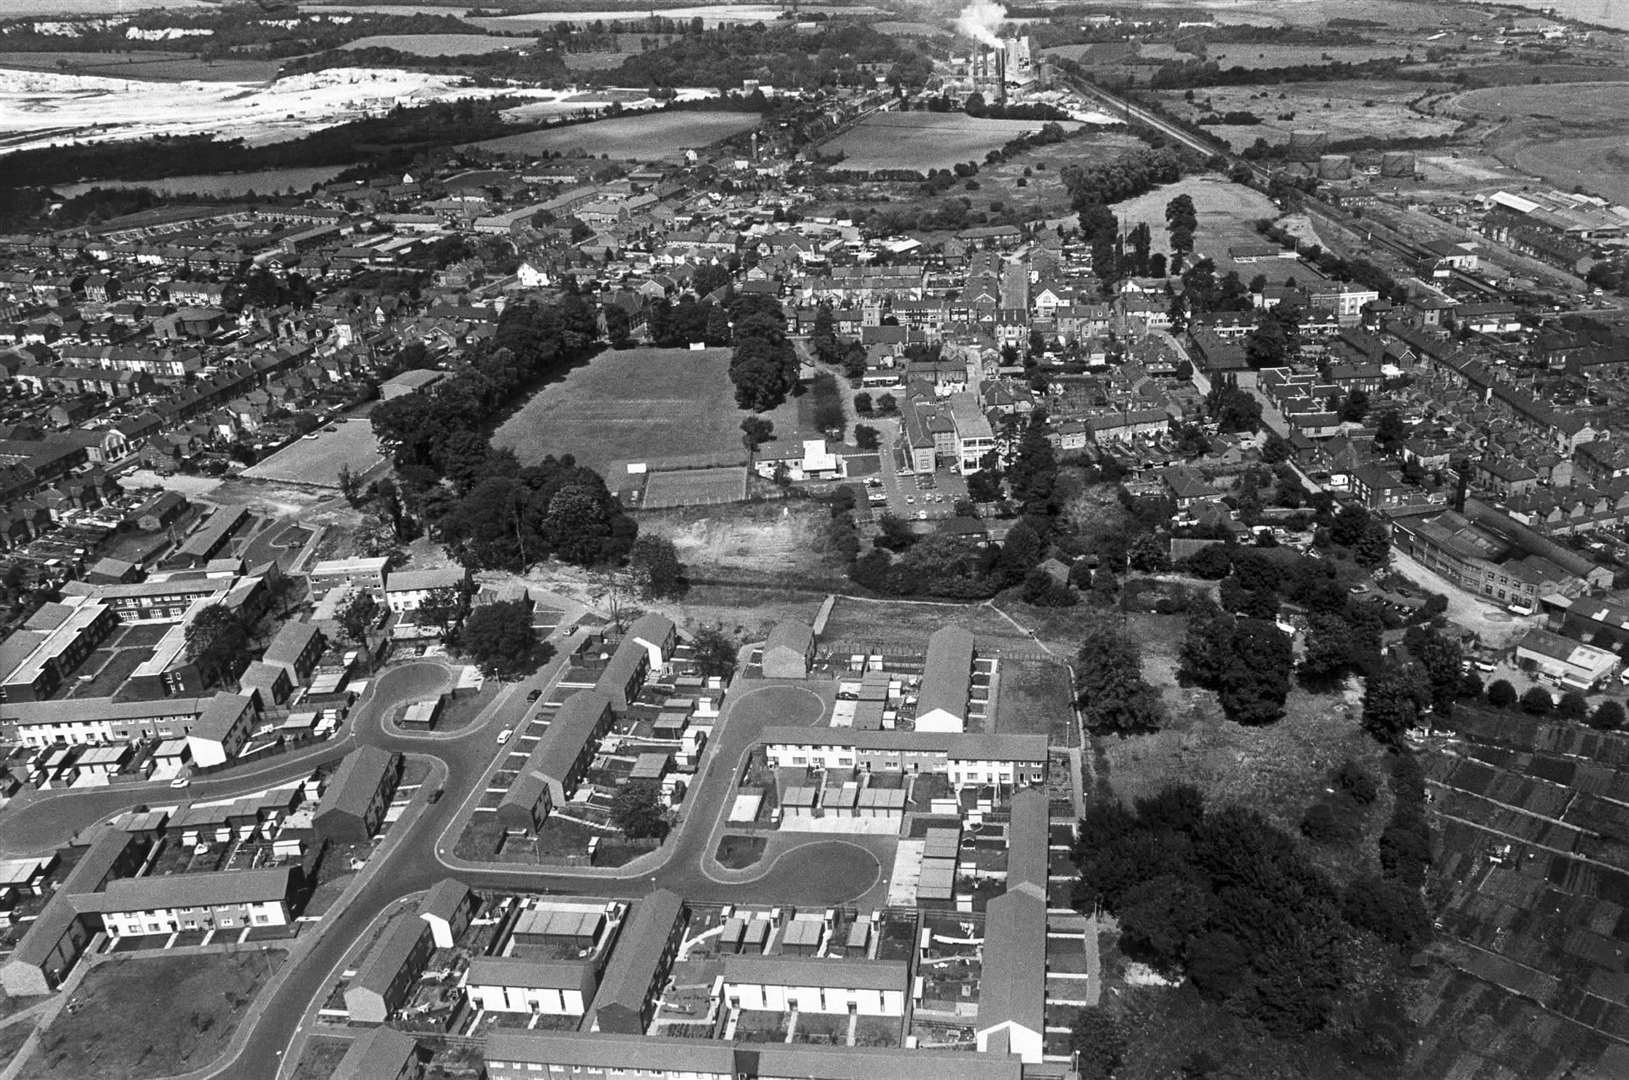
[308,557,390,594]
[0,596,118,703]
[498,691,613,833]
[1515,627,1620,691]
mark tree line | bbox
[369,290,637,574]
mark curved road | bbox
[6,645,881,1080]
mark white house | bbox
[719,956,908,1017]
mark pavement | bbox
[0,621,893,1080]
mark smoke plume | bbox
[955,0,1005,49]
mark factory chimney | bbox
[996,47,1007,106]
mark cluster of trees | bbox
[1073,785,1404,1037]
[609,782,669,840]
[1482,677,1625,729]
[808,372,846,438]
[645,293,732,349]
[1203,375,1263,433]
[461,600,543,680]
[184,604,256,687]
[1062,147,1188,210]
[369,293,637,574]
[1180,606,1294,725]
[728,292,798,412]
[2,8,469,59]
[1075,623,1168,735]
[612,22,926,91]
[1255,219,1405,302]
[1147,56,1410,89]
[956,95,1070,122]
[10,99,538,193]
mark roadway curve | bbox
[37,652,881,1080]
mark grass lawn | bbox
[114,624,172,648]
[70,649,150,699]
[432,683,499,732]
[243,420,383,489]
[822,112,1082,173]
[0,1022,35,1071]
[820,596,1032,652]
[468,111,760,161]
[716,834,766,869]
[289,1034,351,1080]
[20,950,284,1080]
[340,33,525,55]
[994,658,1076,746]
[492,347,752,477]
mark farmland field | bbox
[1153,79,1458,151]
[339,33,528,55]
[491,347,751,479]
[469,110,758,161]
[822,112,1083,173]
[242,418,384,489]
[0,50,279,82]
[1455,81,1629,124]
[1198,43,1412,69]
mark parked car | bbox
[497,728,513,744]
[526,689,541,703]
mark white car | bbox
[169,776,190,789]
[497,728,513,745]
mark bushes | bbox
[1075,623,1167,736]
[1486,678,1517,708]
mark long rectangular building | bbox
[4,693,256,764]
[484,1031,1023,1080]
[762,728,1046,789]
[498,690,614,833]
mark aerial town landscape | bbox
[2,0,1629,1077]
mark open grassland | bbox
[644,503,837,580]
[823,112,1082,173]
[0,50,279,82]
[340,33,528,55]
[242,418,383,489]
[492,347,749,477]
[1456,80,1629,123]
[1455,84,1629,205]
[1107,175,1285,273]
[1154,79,1458,151]
[469,110,758,160]
[19,950,284,1080]
[1199,43,1413,69]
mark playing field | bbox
[492,347,752,480]
[242,418,383,489]
[469,111,759,161]
[823,112,1082,173]
[642,467,748,510]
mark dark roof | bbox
[504,690,613,813]
[590,889,684,1030]
[316,746,396,822]
[466,955,596,994]
[764,620,815,657]
[917,626,973,722]
[978,886,1047,1042]
[88,866,292,913]
[722,955,909,993]
[1004,789,1050,892]
[353,915,431,996]
[333,1025,418,1080]
[420,878,473,924]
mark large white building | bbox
[762,728,1047,790]
[719,956,909,1017]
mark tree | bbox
[1520,686,1554,715]
[418,585,466,640]
[1166,192,1198,268]
[1373,409,1406,454]
[1591,700,1626,730]
[1299,612,1356,688]
[610,781,669,840]
[810,302,838,365]
[334,590,379,667]
[1075,623,1167,736]
[1487,678,1517,708]
[1260,432,1291,464]
[1412,629,1463,718]
[691,625,738,680]
[337,464,364,507]
[1340,389,1370,423]
[853,424,880,451]
[741,416,773,452]
[629,534,685,599]
[183,604,251,685]
[461,599,540,679]
[1362,665,1423,745]
[1126,534,1170,573]
[853,392,874,415]
[876,393,897,415]
[1071,1008,1127,1080]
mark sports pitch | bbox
[492,347,752,481]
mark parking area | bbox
[866,426,971,525]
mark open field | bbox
[642,468,748,510]
[492,347,748,479]
[469,111,758,161]
[1501,134,1629,207]
[1092,613,1385,848]
[643,504,836,581]
[1199,43,1413,69]
[1107,175,1285,274]
[19,950,284,1080]
[0,51,280,83]
[1455,81,1629,124]
[289,1035,352,1080]
[822,112,1083,173]
[1153,79,1458,152]
[993,658,1076,746]
[242,419,383,489]
[340,33,527,55]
